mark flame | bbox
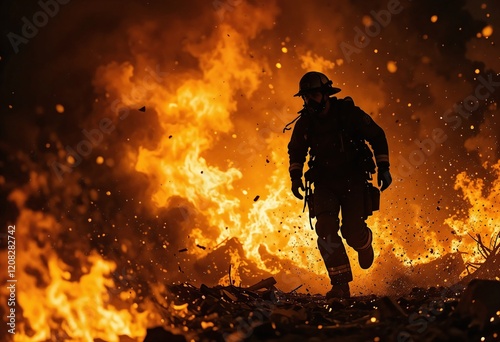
[130,10,289,267]
[3,1,500,340]
[218,248,244,286]
[445,160,500,267]
[0,204,153,341]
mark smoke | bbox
[1,2,500,328]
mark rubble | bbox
[143,327,186,342]
[246,277,277,291]
[145,278,500,341]
[455,279,500,330]
[461,232,500,284]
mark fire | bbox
[218,248,244,286]
[1,204,154,341]
[35,254,149,341]
[131,16,294,268]
[445,161,500,268]
[2,1,499,340]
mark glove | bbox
[377,168,392,192]
[291,179,305,199]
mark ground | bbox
[143,278,500,342]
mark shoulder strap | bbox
[282,114,301,133]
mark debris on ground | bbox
[145,278,500,341]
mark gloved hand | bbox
[377,168,392,191]
[291,179,305,199]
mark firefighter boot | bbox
[358,244,374,269]
[357,228,374,269]
[326,283,350,300]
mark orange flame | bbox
[445,161,500,268]
[1,203,154,341]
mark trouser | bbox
[313,173,372,285]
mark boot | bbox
[326,283,350,299]
[358,244,374,269]
[357,228,374,269]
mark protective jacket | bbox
[288,97,389,181]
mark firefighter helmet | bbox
[293,71,341,97]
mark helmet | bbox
[293,71,341,97]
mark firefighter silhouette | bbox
[287,71,392,299]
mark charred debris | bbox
[143,234,500,342]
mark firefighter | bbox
[287,71,392,299]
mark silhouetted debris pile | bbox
[146,278,500,341]
[461,232,500,284]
